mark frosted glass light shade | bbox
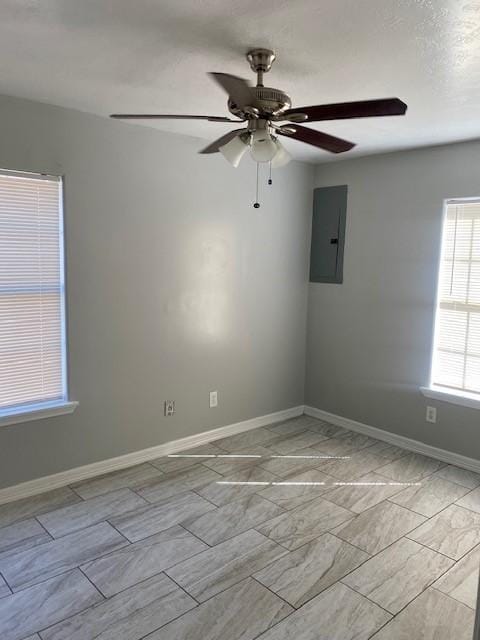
[219,135,248,167]
[250,129,277,162]
[271,140,291,168]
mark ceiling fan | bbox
[110,48,407,168]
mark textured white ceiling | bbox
[1,0,480,162]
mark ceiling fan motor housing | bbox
[228,87,291,118]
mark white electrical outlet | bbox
[210,390,218,408]
[426,406,437,423]
[164,400,175,417]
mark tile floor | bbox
[0,415,478,639]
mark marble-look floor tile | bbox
[0,521,127,591]
[0,488,81,529]
[0,518,51,560]
[334,501,426,554]
[150,443,225,474]
[111,490,216,542]
[376,452,444,482]
[214,428,278,452]
[367,441,410,461]
[37,488,147,538]
[0,573,11,598]
[318,450,388,481]
[254,532,368,607]
[267,420,312,436]
[0,569,102,640]
[196,466,279,507]
[370,588,474,640]
[289,416,323,428]
[135,464,222,503]
[258,469,334,510]
[305,421,347,438]
[343,537,453,614]
[434,544,480,608]
[265,430,329,455]
[257,582,391,640]
[166,529,287,602]
[70,463,163,499]
[312,436,369,458]
[389,475,470,517]
[259,447,331,477]
[82,524,207,597]
[270,416,322,433]
[456,486,480,514]
[408,504,480,560]
[336,431,379,448]
[323,472,406,513]
[434,465,480,490]
[183,494,284,545]
[257,497,352,550]
[145,577,292,640]
[40,572,196,640]
[314,433,378,458]
[202,446,272,476]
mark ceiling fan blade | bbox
[110,114,240,122]
[199,128,247,154]
[282,98,407,122]
[277,125,355,153]
[209,73,257,110]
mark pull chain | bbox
[253,162,260,208]
[268,162,272,185]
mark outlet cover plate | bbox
[164,400,175,417]
[210,391,218,408]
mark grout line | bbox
[189,488,221,510]
[33,516,55,541]
[0,564,96,597]
[68,485,87,501]
[162,571,202,605]
[102,518,132,544]
[403,531,459,562]
[340,581,394,617]
[366,612,394,639]
[430,585,476,610]
[78,565,107,600]
[176,522,213,548]
[0,567,13,594]
[250,575,295,609]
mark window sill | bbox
[0,401,79,427]
[420,386,480,410]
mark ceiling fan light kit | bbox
[219,132,250,167]
[110,47,407,206]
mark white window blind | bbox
[0,169,67,413]
[431,200,480,395]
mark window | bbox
[0,169,76,424]
[427,199,480,404]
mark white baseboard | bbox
[305,405,480,474]
[0,405,304,506]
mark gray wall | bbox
[306,140,480,459]
[0,94,314,489]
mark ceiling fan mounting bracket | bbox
[246,48,276,74]
[246,48,276,88]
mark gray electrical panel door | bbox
[309,185,347,284]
